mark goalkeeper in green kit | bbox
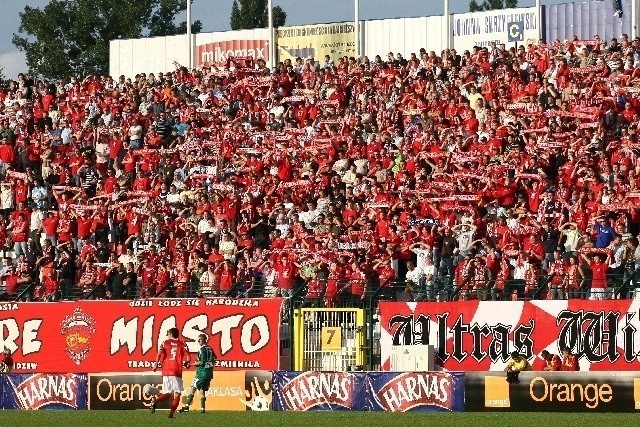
[180,333,216,413]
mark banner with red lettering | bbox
[196,40,269,67]
[379,300,640,372]
[0,298,283,373]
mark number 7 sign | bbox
[321,327,342,351]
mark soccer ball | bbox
[143,384,160,396]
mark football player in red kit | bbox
[151,327,191,418]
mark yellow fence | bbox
[293,308,365,371]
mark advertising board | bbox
[1,373,88,410]
[272,371,464,412]
[0,298,283,373]
[88,370,272,411]
[451,7,538,51]
[196,40,269,67]
[276,23,355,62]
[465,371,640,412]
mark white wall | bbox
[362,16,444,60]
[110,29,267,78]
[109,34,188,78]
[110,6,550,79]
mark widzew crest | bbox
[60,308,96,365]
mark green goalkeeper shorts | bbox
[191,375,212,392]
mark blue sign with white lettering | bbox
[507,21,524,42]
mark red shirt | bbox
[14,183,28,205]
[104,176,117,193]
[561,354,579,371]
[306,279,324,299]
[158,338,190,377]
[12,220,28,242]
[44,216,61,237]
[218,267,235,292]
[350,271,366,296]
[590,261,608,289]
[43,277,59,294]
[57,218,73,242]
[4,274,18,294]
[276,262,295,289]
[545,354,562,371]
[76,216,93,239]
[109,138,123,159]
[141,267,156,287]
[0,145,15,164]
[0,352,13,370]
[326,273,340,297]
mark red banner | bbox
[379,300,640,372]
[196,40,269,67]
[0,298,283,373]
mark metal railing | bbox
[9,271,640,372]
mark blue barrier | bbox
[273,371,465,412]
[1,373,88,410]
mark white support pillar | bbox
[632,0,639,39]
[536,0,542,43]
[444,0,450,50]
[268,0,275,68]
[355,0,360,58]
[186,0,193,69]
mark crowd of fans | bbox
[1,34,640,306]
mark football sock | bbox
[200,396,206,411]
[185,394,194,406]
[156,393,171,403]
[171,395,181,411]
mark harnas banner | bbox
[1,373,88,410]
[0,298,283,373]
[272,371,464,412]
[379,300,640,371]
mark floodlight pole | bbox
[633,0,639,39]
[187,0,193,69]
[355,0,360,58]
[536,0,542,43]
[444,0,450,50]
[269,0,275,68]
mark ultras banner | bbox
[0,373,88,410]
[379,300,640,371]
[0,298,283,373]
[272,371,465,412]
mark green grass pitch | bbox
[0,411,637,427]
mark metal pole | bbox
[186,0,193,69]
[535,0,542,43]
[355,0,360,58]
[444,0,450,50]
[632,0,639,39]
[268,0,275,68]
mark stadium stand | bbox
[0,36,639,307]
